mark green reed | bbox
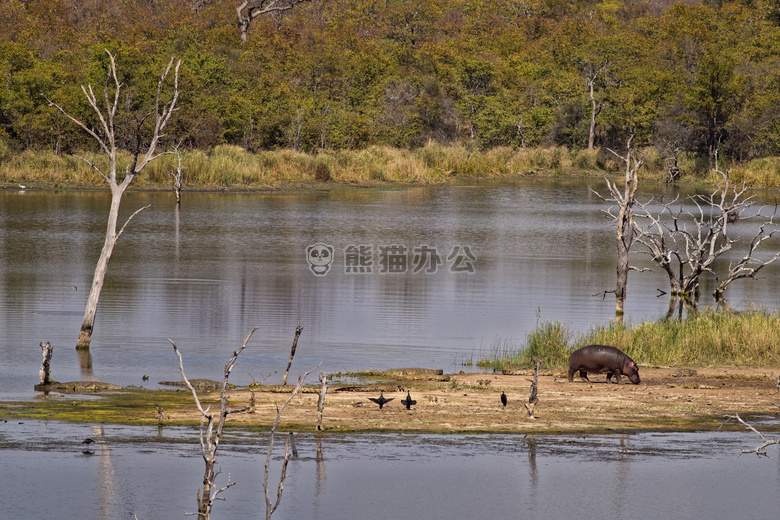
[477,309,780,371]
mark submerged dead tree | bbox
[169,328,257,520]
[39,342,53,384]
[45,50,181,349]
[633,170,780,308]
[599,136,644,319]
[167,146,184,204]
[316,371,327,431]
[265,363,321,520]
[282,323,303,386]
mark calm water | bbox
[2,179,780,396]
[1,420,779,520]
[3,181,780,519]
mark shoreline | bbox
[4,367,780,435]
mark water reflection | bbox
[1,181,779,396]
[2,423,778,520]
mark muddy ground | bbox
[152,367,780,434]
[8,367,780,433]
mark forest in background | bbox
[3,0,780,183]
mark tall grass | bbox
[5,141,780,188]
[0,143,652,188]
[477,320,572,370]
[477,309,780,371]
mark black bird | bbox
[82,438,95,445]
[368,390,393,409]
[401,391,417,410]
[500,391,507,407]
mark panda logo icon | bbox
[306,243,334,276]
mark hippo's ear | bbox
[629,362,636,367]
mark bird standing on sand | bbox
[401,391,417,410]
[368,390,393,409]
[501,391,507,407]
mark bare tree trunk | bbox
[316,371,327,431]
[606,136,642,317]
[167,147,184,204]
[265,363,321,520]
[282,323,302,386]
[170,328,258,520]
[524,360,540,419]
[587,77,602,150]
[45,49,181,350]
[39,342,53,384]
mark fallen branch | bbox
[721,413,780,458]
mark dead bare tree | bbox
[237,0,311,42]
[632,170,780,306]
[167,145,184,204]
[169,327,257,520]
[39,342,53,385]
[316,371,327,431]
[582,62,608,150]
[282,323,303,386]
[265,362,321,520]
[599,136,644,318]
[714,209,780,301]
[45,50,181,349]
[524,360,540,419]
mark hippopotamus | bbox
[568,345,640,384]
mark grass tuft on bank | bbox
[477,309,780,371]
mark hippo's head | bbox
[625,361,640,384]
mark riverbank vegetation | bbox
[4,1,780,188]
[4,142,780,189]
[477,308,780,371]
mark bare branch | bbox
[71,154,110,183]
[116,204,151,240]
[237,0,311,41]
[264,362,322,519]
[169,326,259,519]
[721,414,780,457]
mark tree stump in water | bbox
[39,342,53,384]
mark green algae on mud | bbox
[0,389,209,427]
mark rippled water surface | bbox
[2,421,779,520]
[2,180,780,397]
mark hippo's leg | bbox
[578,371,591,383]
[568,367,576,382]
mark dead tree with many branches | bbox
[632,170,780,309]
[265,362,321,520]
[598,136,644,319]
[172,327,321,520]
[169,328,258,519]
[45,50,181,350]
